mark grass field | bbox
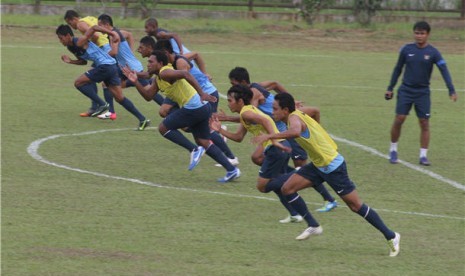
[1,17,465,275]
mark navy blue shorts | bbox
[288,138,308,161]
[396,85,431,119]
[85,64,121,86]
[208,91,219,113]
[259,141,291,179]
[296,161,356,196]
[163,103,212,140]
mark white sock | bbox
[390,142,398,152]
[420,148,428,158]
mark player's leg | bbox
[74,71,108,117]
[414,92,431,165]
[389,88,413,163]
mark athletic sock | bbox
[420,148,428,158]
[103,87,115,113]
[390,142,398,152]
[76,83,106,106]
[286,193,319,227]
[205,143,235,171]
[163,130,197,152]
[210,131,235,159]
[313,184,335,202]
[119,97,145,121]
[265,174,298,216]
[356,203,396,240]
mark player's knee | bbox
[281,184,294,196]
[251,155,262,166]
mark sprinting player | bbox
[385,21,457,166]
[154,39,239,166]
[122,50,240,182]
[254,93,400,257]
[64,10,111,117]
[210,84,304,222]
[56,24,150,130]
[144,18,190,55]
[224,67,337,215]
[93,14,163,121]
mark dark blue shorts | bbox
[163,103,212,140]
[259,141,291,179]
[396,85,431,119]
[208,91,219,113]
[85,64,121,87]
[288,138,308,161]
[296,161,356,196]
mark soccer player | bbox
[154,39,239,166]
[64,10,111,117]
[254,93,400,257]
[122,50,240,182]
[93,14,163,121]
[224,67,338,215]
[56,24,150,130]
[144,18,190,55]
[385,21,457,166]
[210,84,304,222]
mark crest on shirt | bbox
[424,55,430,60]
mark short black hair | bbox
[56,24,74,36]
[64,10,79,20]
[275,93,296,113]
[228,67,250,84]
[145,18,158,27]
[98,14,113,26]
[139,36,156,49]
[151,50,169,66]
[413,21,431,33]
[227,84,253,105]
[154,39,173,54]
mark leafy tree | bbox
[353,0,382,26]
[294,0,335,25]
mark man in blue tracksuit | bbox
[385,21,457,166]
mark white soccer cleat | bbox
[295,226,323,240]
[279,215,303,224]
[214,157,239,167]
[388,232,401,257]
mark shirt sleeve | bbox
[434,50,455,95]
[387,45,406,91]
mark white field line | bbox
[27,127,465,221]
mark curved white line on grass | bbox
[27,128,464,221]
[331,135,465,192]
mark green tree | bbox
[353,0,382,26]
[295,0,335,25]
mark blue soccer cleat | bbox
[389,151,399,164]
[316,201,338,212]
[188,146,205,171]
[217,168,241,183]
[419,157,431,166]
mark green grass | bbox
[1,16,465,275]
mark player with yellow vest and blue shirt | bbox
[56,24,150,130]
[253,93,401,257]
[210,84,306,220]
[64,10,112,117]
[122,51,240,182]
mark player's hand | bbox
[61,55,71,63]
[271,139,292,153]
[201,93,217,103]
[295,101,304,109]
[121,65,137,83]
[209,117,221,132]
[385,91,394,100]
[252,134,269,145]
[450,93,458,102]
[110,31,120,43]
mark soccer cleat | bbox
[388,232,401,257]
[137,119,150,131]
[80,109,95,117]
[189,146,205,170]
[279,215,303,224]
[295,226,323,241]
[215,157,240,167]
[90,103,109,117]
[316,201,338,212]
[217,168,241,183]
[419,157,431,166]
[97,112,117,120]
[389,151,399,164]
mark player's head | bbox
[147,50,168,74]
[64,10,80,29]
[98,14,114,28]
[273,93,296,121]
[138,36,156,58]
[56,24,74,46]
[229,67,251,85]
[413,21,431,33]
[226,84,253,113]
[154,39,174,54]
[145,18,159,36]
